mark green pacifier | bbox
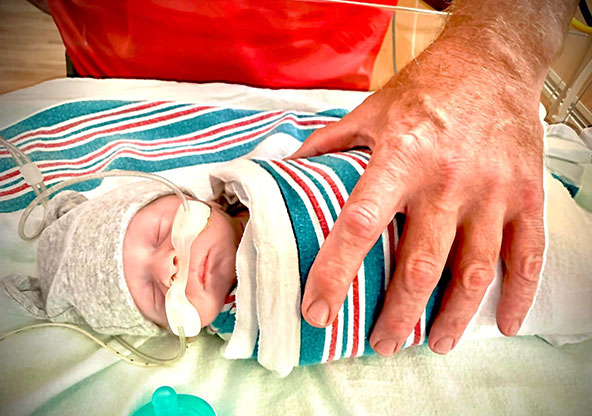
[132,386,216,416]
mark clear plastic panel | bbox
[48,0,447,91]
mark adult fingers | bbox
[369,201,458,356]
[301,148,408,328]
[427,203,505,354]
[497,205,545,336]
[288,120,356,160]
[287,107,373,159]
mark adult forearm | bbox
[439,0,578,86]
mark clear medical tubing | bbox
[17,169,192,240]
[0,135,49,208]
[0,135,195,366]
[0,323,188,367]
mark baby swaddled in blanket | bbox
[3,150,592,377]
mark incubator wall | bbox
[46,0,446,91]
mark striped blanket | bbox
[0,100,345,213]
[204,142,592,376]
[207,154,446,376]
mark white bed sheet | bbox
[0,78,590,416]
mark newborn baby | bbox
[122,192,249,331]
[26,180,249,338]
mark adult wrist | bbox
[433,0,578,90]
[432,30,547,92]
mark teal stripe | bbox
[0,104,347,213]
[15,108,336,158]
[341,286,349,359]
[286,161,338,222]
[317,109,349,119]
[9,111,324,168]
[254,160,327,366]
[310,154,362,194]
[0,179,105,214]
[0,100,136,139]
[310,152,382,358]
[11,103,191,149]
[210,309,236,336]
[287,160,351,357]
[0,143,264,213]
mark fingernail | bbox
[374,339,398,356]
[306,299,330,326]
[433,336,455,354]
[508,319,521,336]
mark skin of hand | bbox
[291,0,578,356]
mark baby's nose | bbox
[154,250,179,287]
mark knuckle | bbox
[484,165,512,191]
[519,178,544,213]
[443,315,472,335]
[377,315,417,337]
[312,262,355,293]
[434,153,464,198]
[402,256,440,293]
[341,200,382,242]
[458,262,495,293]
[512,254,544,286]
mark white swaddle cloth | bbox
[208,151,592,376]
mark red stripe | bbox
[37,111,281,168]
[412,319,421,346]
[341,152,368,169]
[270,161,330,238]
[287,158,366,360]
[16,106,213,153]
[293,160,345,208]
[7,101,170,147]
[271,160,343,361]
[0,110,280,183]
[328,316,339,362]
[0,182,28,198]
[350,274,360,357]
[294,159,363,358]
[292,156,375,359]
[1,148,152,198]
[0,114,329,188]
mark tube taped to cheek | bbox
[166,200,212,337]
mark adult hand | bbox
[291,31,549,355]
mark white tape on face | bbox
[166,200,212,337]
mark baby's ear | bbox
[45,190,88,225]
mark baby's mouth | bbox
[197,251,210,289]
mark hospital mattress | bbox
[0,78,591,415]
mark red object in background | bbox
[47,0,397,91]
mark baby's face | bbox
[123,195,240,330]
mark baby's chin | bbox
[196,296,226,329]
